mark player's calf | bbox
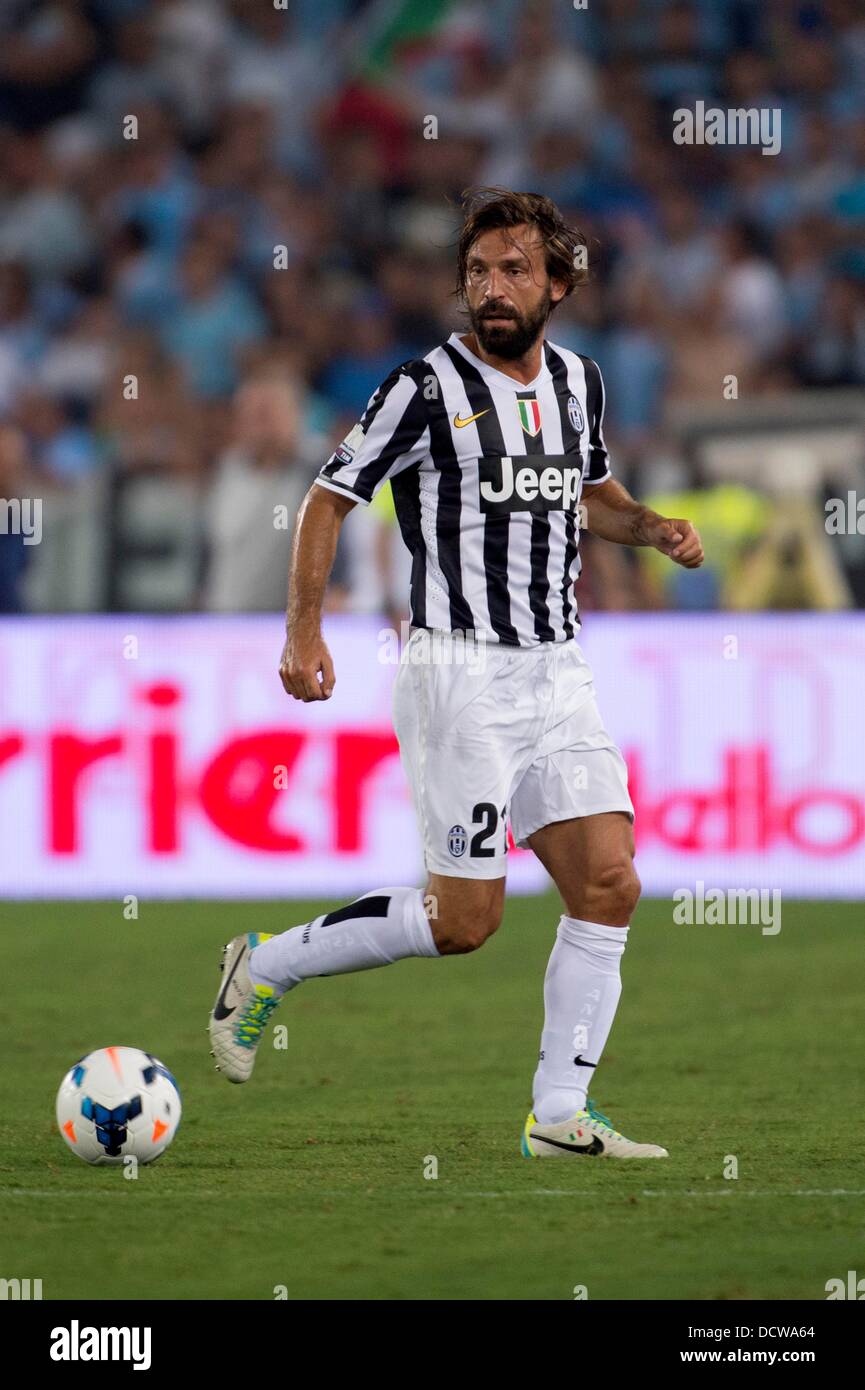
[425,874,506,955]
[431,903,503,954]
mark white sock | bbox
[533,915,628,1125]
[247,887,439,995]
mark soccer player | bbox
[210,189,703,1158]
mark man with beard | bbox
[209,189,703,1159]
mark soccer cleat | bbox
[521,1098,669,1158]
[209,933,281,1083]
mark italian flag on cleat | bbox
[522,1100,668,1158]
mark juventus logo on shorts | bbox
[447,825,468,857]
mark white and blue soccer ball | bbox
[56,1046,181,1166]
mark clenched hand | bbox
[642,516,704,569]
[279,632,336,701]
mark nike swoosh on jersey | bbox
[213,945,247,1020]
[453,409,491,428]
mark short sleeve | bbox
[316,362,430,506]
[581,357,612,486]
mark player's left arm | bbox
[581,477,704,568]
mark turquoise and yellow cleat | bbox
[209,932,281,1084]
[522,1099,668,1158]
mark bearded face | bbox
[467,287,554,360]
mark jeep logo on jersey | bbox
[478,456,581,515]
[448,825,468,857]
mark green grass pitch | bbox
[1,896,862,1301]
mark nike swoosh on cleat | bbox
[453,409,490,428]
[213,945,246,1020]
[533,1133,605,1155]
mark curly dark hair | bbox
[455,187,589,310]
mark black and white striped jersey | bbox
[317,331,612,647]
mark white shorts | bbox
[392,630,634,880]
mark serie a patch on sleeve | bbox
[334,422,365,467]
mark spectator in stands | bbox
[95,331,202,475]
[204,367,336,612]
[159,229,266,399]
[799,275,865,386]
[0,260,45,375]
[317,292,408,417]
[716,219,788,363]
[641,189,719,314]
[0,128,94,278]
[0,424,31,612]
[13,387,100,486]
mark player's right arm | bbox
[279,361,430,702]
[279,484,355,702]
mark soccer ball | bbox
[56,1046,181,1166]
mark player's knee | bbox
[434,902,503,955]
[575,860,641,925]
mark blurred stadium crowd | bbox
[1,0,864,615]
